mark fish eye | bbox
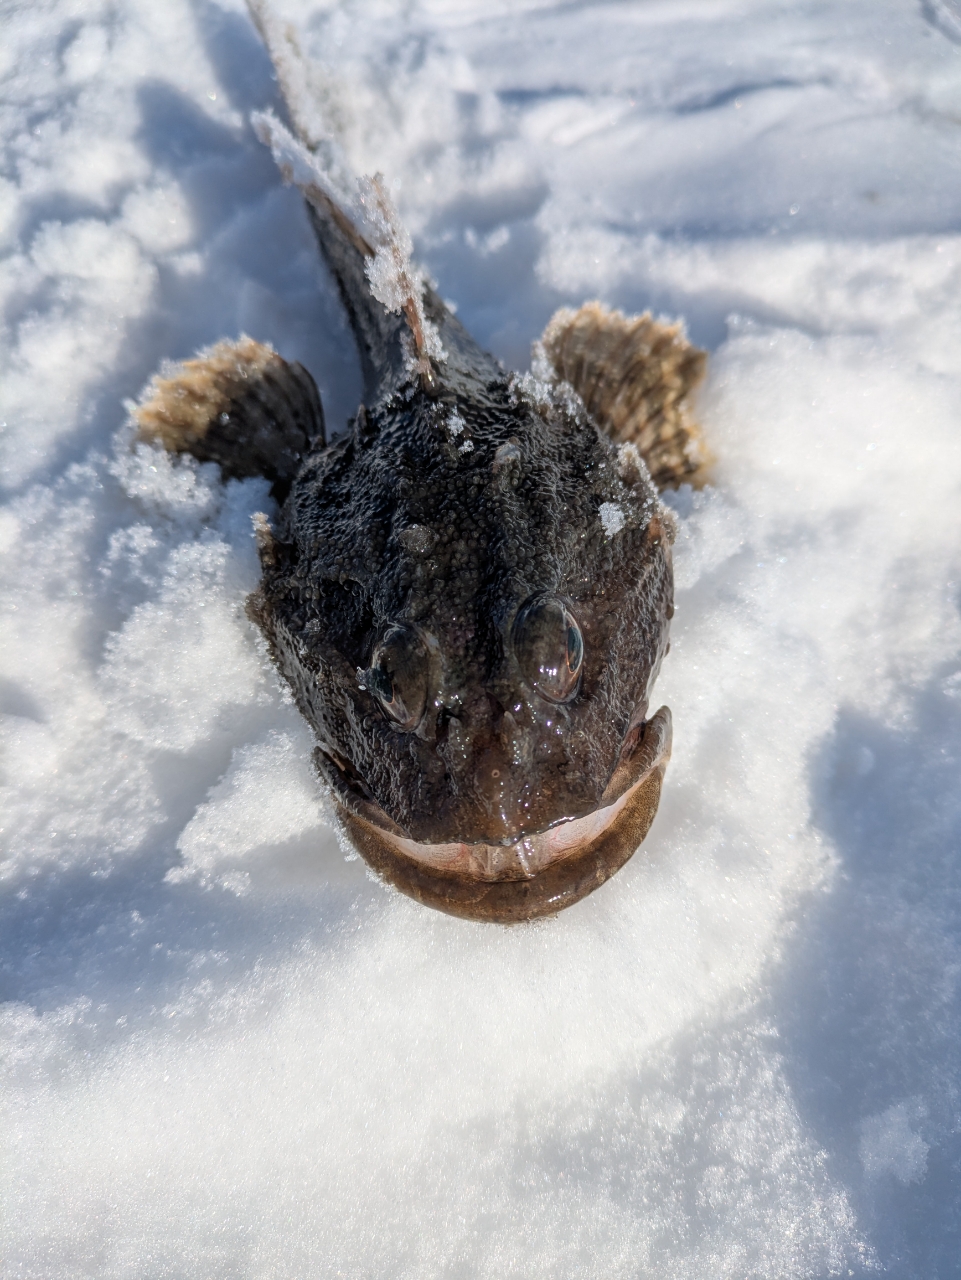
[366,624,429,729]
[512,596,584,703]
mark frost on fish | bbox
[246,0,355,196]
[358,175,446,383]
[599,501,626,537]
[252,109,445,391]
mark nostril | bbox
[475,747,514,802]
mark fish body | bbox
[135,10,707,921]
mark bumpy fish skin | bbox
[250,334,672,849]
[133,7,705,919]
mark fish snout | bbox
[441,693,524,840]
[469,740,523,843]
[434,690,602,845]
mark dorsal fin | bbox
[539,303,709,490]
[246,0,408,402]
[247,1,500,401]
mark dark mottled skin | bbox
[246,194,674,846]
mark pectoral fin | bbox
[539,303,709,490]
[134,336,325,486]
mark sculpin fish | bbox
[134,5,708,922]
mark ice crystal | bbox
[599,501,626,537]
[359,175,446,382]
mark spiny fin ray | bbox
[133,336,325,485]
[539,303,709,490]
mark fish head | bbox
[257,376,674,919]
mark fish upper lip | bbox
[316,700,660,847]
[335,707,673,923]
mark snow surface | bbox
[3,0,961,1275]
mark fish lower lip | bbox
[337,707,672,923]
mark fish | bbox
[132,3,708,922]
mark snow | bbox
[3,0,961,1275]
[860,1099,930,1186]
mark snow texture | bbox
[3,1,961,1276]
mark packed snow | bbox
[3,0,961,1275]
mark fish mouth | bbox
[333,707,672,923]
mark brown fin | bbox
[134,336,325,485]
[540,303,709,490]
